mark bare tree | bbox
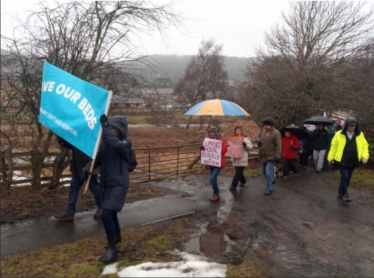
[174,39,228,128]
[245,1,374,127]
[0,1,181,188]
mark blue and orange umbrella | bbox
[184,99,250,117]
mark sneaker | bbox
[94,208,102,219]
[239,183,246,187]
[337,195,343,200]
[342,194,351,202]
[263,190,272,196]
[229,186,236,191]
[209,194,220,202]
[283,176,290,179]
[55,213,74,221]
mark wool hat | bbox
[345,117,358,126]
[262,118,275,126]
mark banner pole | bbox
[84,90,113,194]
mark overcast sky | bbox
[1,0,290,58]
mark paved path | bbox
[2,167,374,277]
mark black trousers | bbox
[101,208,121,244]
[283,159,298,177]
[231,166,246,188]
[299,152,309,167]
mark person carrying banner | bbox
[229,126,253,191]
[81,114,132,263]
[54,137,102,221]
[200,127,228,202]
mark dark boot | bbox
[105,234,121,248]
[99,243,118,263]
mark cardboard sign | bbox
[228,136,244,158]
[201,138,222,167]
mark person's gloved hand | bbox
[200,145,205,151]
[100,114,109,127]
[257,141,262,147]
[274,157,281,163]
[80,164,92,183]
[242,142,247,147]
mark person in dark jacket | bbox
[81,114,132,263]
[54,137,102,221]
[258,118,282,195]
[312,123,330,173]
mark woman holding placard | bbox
[229,126,253,191]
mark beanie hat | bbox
[263,118,275,126]
[345,117,358,126]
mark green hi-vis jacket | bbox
[327,130,369,163]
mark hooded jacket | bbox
[94,116,132,188]
[327,119,369,163]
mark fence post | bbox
[148,148,151,182]
[0,152,8,188]
[176,146,180,177]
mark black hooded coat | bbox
[94,116,132,211]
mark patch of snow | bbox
[101,250,226,277]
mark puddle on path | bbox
[184,222,234,258]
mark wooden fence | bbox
[0,145,260,188]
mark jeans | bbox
[339,166,356,196]
[313,149,327,171]
[101,208,120,244]
[231,166,246,188]
[283,159,298,176]
[66,175,102,216]
[209,166,221,195]
[262,162,274,191]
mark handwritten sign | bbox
[201,138,222,167]
[228,136,244,158]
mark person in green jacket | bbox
[327,117,369,202]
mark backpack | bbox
[128,148,137,172]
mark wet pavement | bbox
[2,166,374,277]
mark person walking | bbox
[299,127,312,168]
[258,119,282,195]
[229,126,253,191]
[54,137,102,221]
[200,127,228,202]
[81,114,133,263]
[312,123,330,173]
[281,128,300,179]
[327,117,369,202]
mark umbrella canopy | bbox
[303,116,334,126]
[280,125,309,140]
[184,99,250,117]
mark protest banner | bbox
[39,61,112,158]
[228,136,244,158]
[201,138,222,167]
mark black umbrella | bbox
[303,116,334,126]
[280,125,309,140]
